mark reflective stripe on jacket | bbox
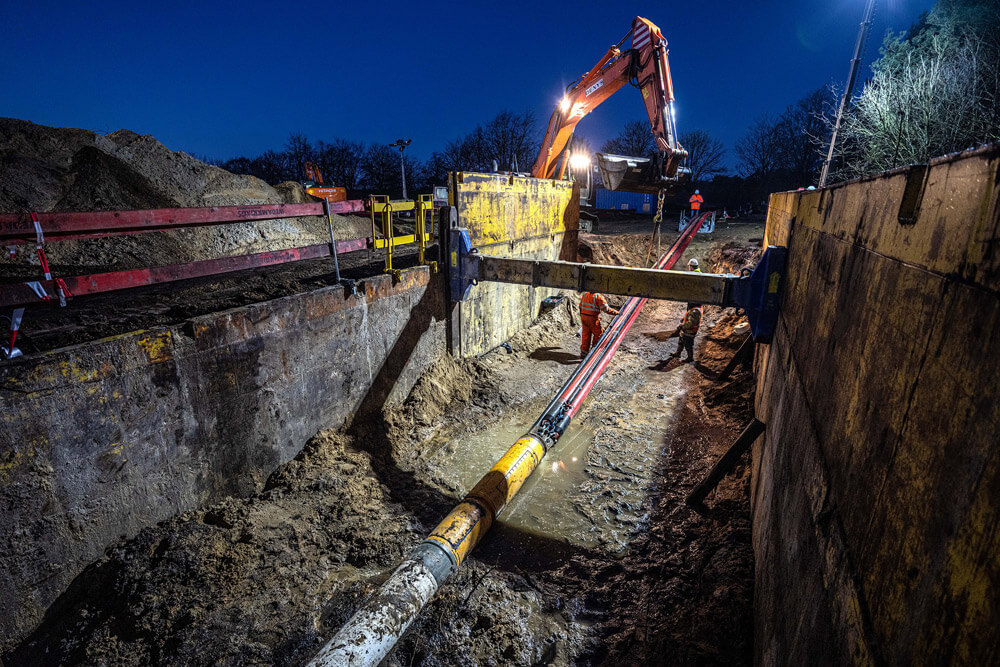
[580,292,608,317]
[681,306,703,336]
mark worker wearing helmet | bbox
[579,291,619,357]
[688,190,704,218]
[670,302,703,363]
[687,257,701,272]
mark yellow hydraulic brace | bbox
[370,194,437,277]
[415,194,438,273]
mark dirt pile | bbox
[0,118,369,271]
[578,232,650,267]
[6,431,418,666]
[706,240,763,274]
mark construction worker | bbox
[687,257,701,272]
[688,190,704,218]
[670,302,703,363]
[579,291,619,357]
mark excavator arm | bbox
[531,17,688,190]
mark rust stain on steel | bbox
[450,172,578,357]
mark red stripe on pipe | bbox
[563,213,707,414]
[553,213,707,406]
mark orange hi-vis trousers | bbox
[581,315,603,355]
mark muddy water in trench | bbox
[423,360,692,553]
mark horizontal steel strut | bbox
[476,255,730,304]
[450,218,787,342]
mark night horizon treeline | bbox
[211,110,539,201]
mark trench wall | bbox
[0,267,447,650]
[449,172,578,357]
[753,145,1000,663]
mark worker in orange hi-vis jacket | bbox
[579,292,619,357]
[688,190,704,218]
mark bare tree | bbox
[433,110,538,174]
[316,139,365,193]
[601,120,656,157]
[479,110,538,172]
[735,115,782,182]
[284,133,315,179]
[832,1,1000,179]
[360,144,401,195]
[774,88,831,186]
[679,130,726,184]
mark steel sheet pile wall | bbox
[0,268,447,651]
[449,173,578,357]
[753,145,1000,664]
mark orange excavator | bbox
[302,161,347,202]
[531,17,689,195]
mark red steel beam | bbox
[0,200,366,244]
[0,237,371,309]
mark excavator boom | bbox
[531,17,687,191]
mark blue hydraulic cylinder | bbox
[448,228,479,301]
[727,245,786,343]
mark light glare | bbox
[569,153,591,170]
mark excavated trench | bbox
[5,226,762,666]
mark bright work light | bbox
[569,153,591,170]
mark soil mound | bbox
[0,118,369,271]
[578,232,650,268]
[5,431,416,666]
[706,240,762,274]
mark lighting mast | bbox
[819,0,877,187]
[390,139,412,200]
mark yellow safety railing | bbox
[369,194,437,277]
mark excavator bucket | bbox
[597,153,691,194]
[596,153,658,193]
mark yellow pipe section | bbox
[426,434,546,566]
[309,433,548,666]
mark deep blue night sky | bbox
[2,0,936,167]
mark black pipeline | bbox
[308,214,708,666]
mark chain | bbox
[645,189,667,267]
[653,188,666,225]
